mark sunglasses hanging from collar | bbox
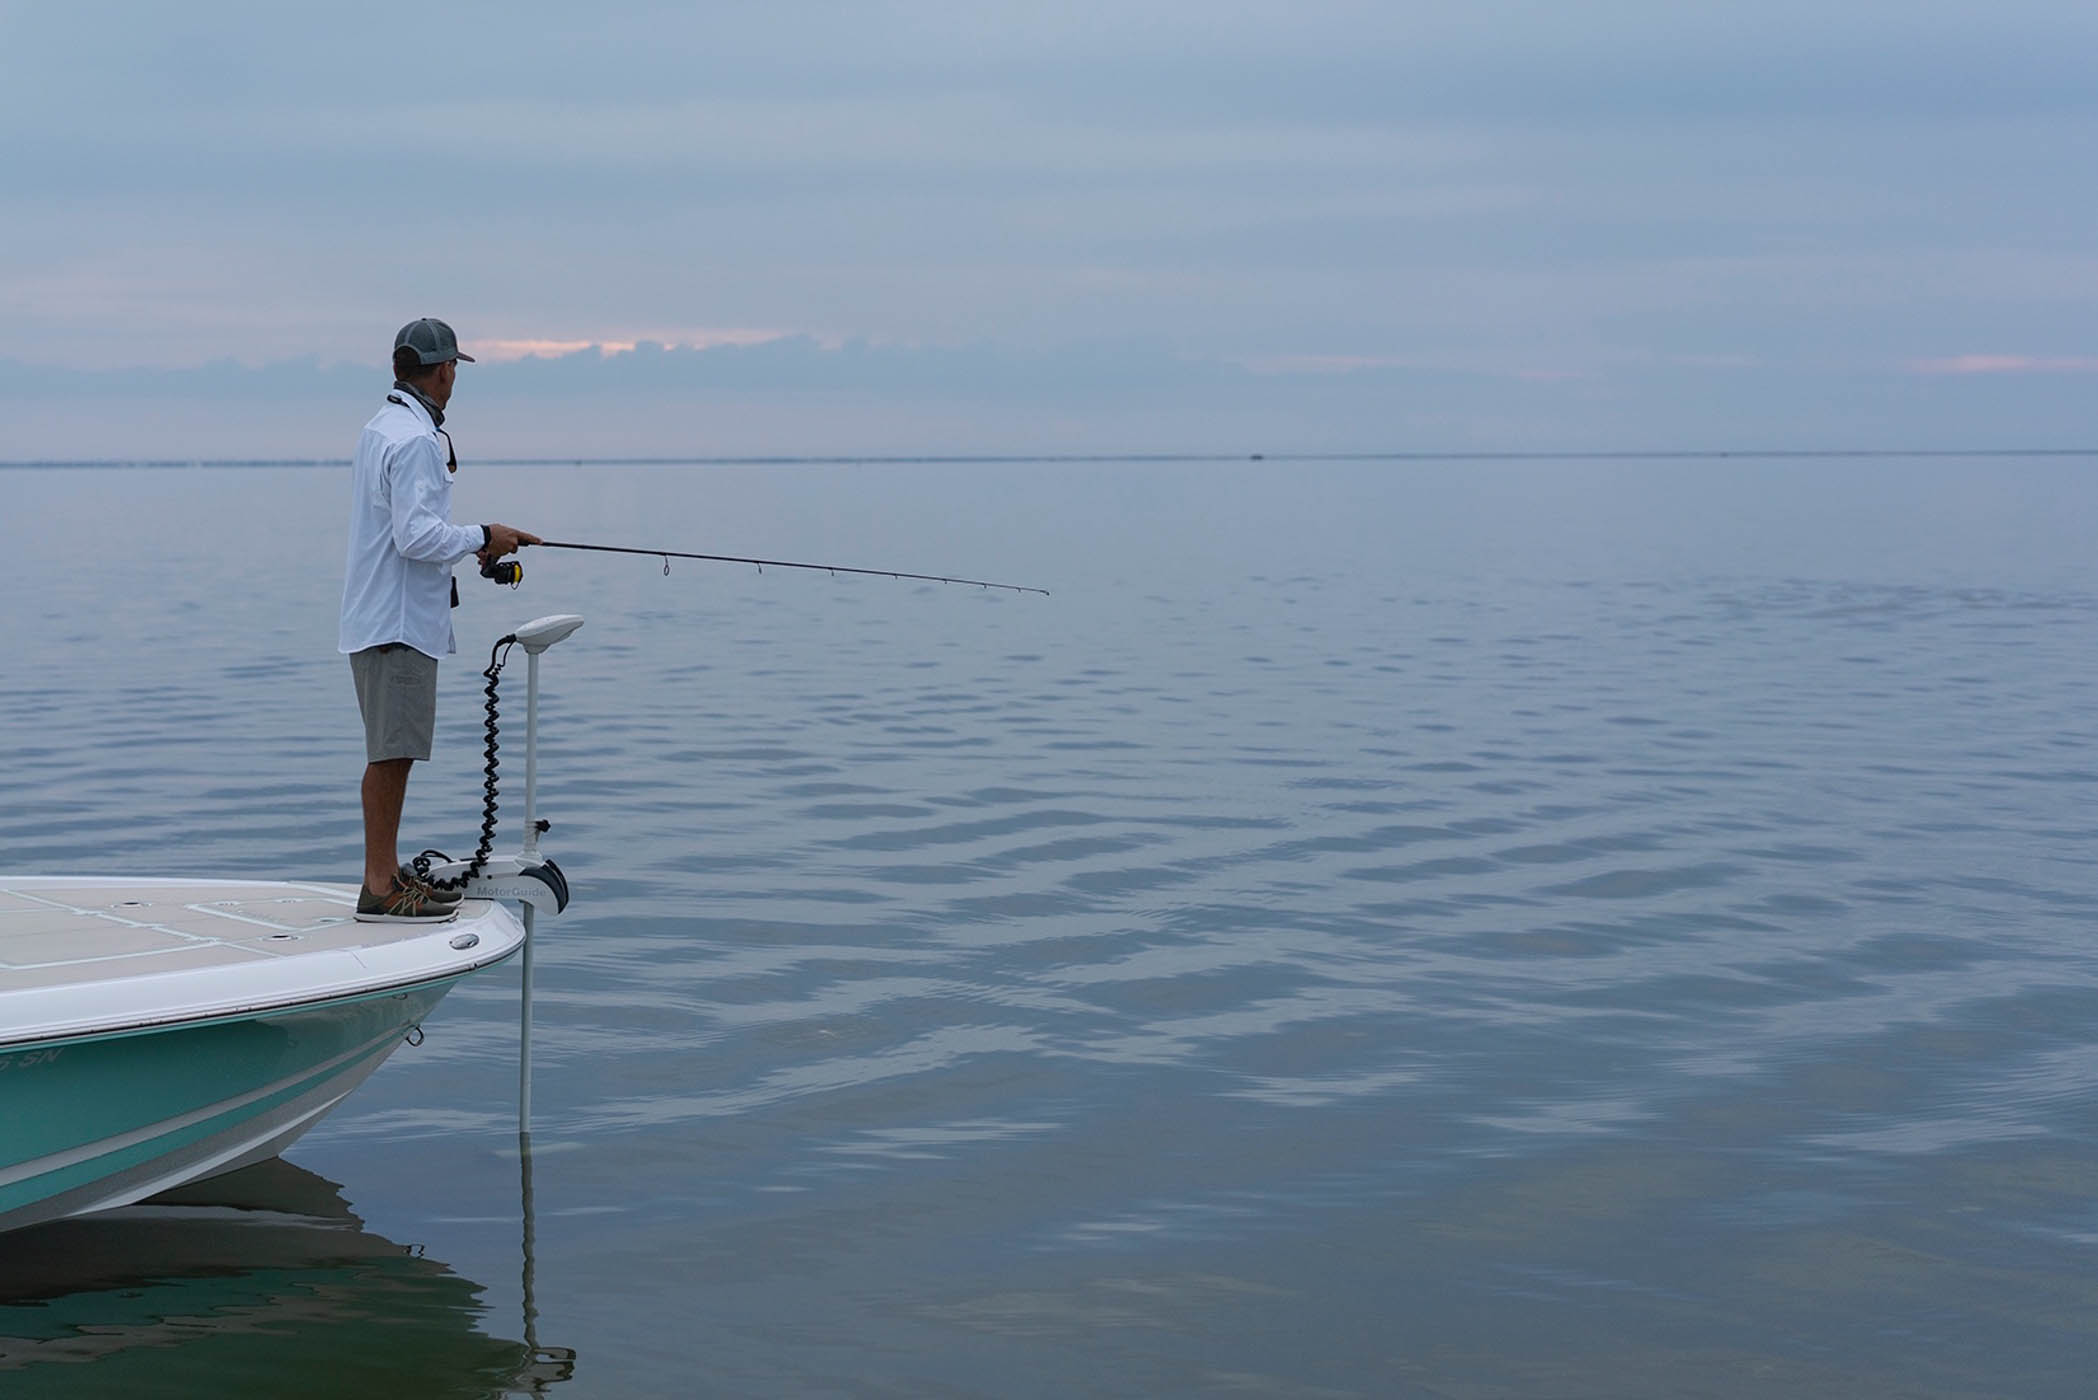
[387,390,457,471]
[389,391,465,602]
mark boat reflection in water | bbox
[0,1155,573,1397]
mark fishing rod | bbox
[483,540,1048,595]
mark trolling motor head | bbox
[511,614,585,654]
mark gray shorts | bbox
[350,644,439,762]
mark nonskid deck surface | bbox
[0,878,524,1047]
[0,879,412,990]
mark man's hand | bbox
[478,524,542,564]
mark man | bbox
[340,317,540,922]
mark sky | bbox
[3,0,2096,458]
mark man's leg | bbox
[362,757,414,895]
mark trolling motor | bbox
[412,614,584,1132]
[414,613,583,914]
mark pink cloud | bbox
[1909,355,2098,375]
[463,328,789,363]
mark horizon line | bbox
[2,447,2096,470]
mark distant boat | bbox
[0,878,525,1234]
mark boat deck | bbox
[0,878,524,1048]
[0,880,402,990]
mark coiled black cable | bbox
[412,633,517,892]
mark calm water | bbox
[5,457,2098,1397]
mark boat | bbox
[0,615,585,1236]
[0,878,524,1234]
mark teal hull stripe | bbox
[0,1022,403,1195]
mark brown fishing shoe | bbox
[354,874,459,923]
[402,870,465,905]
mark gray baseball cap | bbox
[394,317,476,365]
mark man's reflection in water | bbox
[0,1157,574,1398]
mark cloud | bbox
[464,330,788,363]
[3,1,2097,450]
[1909,355,2098,375]
[4,337,2095,463]
[0,336,1477,404]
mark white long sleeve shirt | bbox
[338,391,485,659]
